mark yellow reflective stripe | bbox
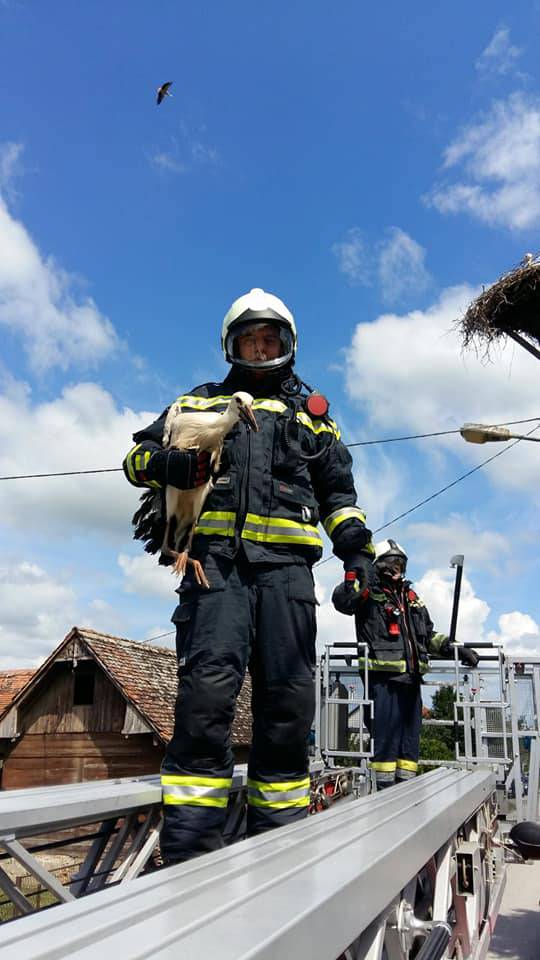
[247,777,309,793]
[245,514,311,529]
[323,506,367,537]
[194,510,236,537]
[125,444,142,484]
[161,775,232,788]
[253,399,287,413]
[242,514,322,547]
[370,761,397,772]
[247,796,310,809]
[172,396,287,414]
[397,759,418,772]
[296,411,341,439]
[358,657,408,672]
[174,394,233,409]
[163,794,228,808]
[161,773,232,808]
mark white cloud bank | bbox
[0,376,156,540]
[426,93,540,230]
[0,143,119,372]
[344,284,539,495]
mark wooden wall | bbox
[20,664,126,735]
[1,733,164,789]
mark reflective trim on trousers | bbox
[161,774,232,808]
[396,759,418,779]
[247,776,310,809]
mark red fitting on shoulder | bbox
[305,392,330,418]
[345,571,357,583]
[389,623,400,635]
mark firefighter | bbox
[123,288,374,861]
[332,538,479,789]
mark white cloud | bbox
[475,27,523,77]
[0,141,24,201]
[405,515,511,577]
[0,178,119,372]
[333,226,430,302]
[118,552,177,599]
[331,228,370,286]
[344,284,540,495]
[426,93,540,229]
[0,377,155,540]
[378,227,431,303]
[0,561,78,668]
[416,568,491,644]
[487,610,540,656]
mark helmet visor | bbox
[225,321,294,371]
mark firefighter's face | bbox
[380,556,406,579]
[237,324,282,363]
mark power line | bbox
[142,630,175,644]
[315,421,540,568]
[0,417,538,481]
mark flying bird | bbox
[160,392,258,587]
[156,81,173,105]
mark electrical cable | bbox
[0,417,538,481]
[315,421,540,568]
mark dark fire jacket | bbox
[123,372,373,568]
[354,576,448,676]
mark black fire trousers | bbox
[366,674,422,788]
[160,552,317,863]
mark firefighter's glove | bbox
[343,554,374,594]
[147,449,212,489]
[457,646,480,668]
[332,579,362,616]
[441,640,480,668]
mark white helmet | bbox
[374,539,408,573]
[221,287,297,371]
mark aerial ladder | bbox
[0,565,539,957]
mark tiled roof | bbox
[0,669,36,714]
[76,628,252,746]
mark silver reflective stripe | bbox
[164,783,230,801]
[248,785,309,804]
[396,769,417,781]
[374,770,396,783]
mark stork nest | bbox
[459,255,540,359]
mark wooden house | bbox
[0,627,252,790]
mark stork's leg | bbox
[172,526,210,589]
[188,557,210,589]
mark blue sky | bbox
[1,1,539,668]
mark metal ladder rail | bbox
[0,769,247,915]
[0,767,501,960]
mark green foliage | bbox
[420,684,463,769]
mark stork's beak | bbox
[239,404,259,431]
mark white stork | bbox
[161,391,258,587]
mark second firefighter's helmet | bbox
[221,287,297,372]
[374,538,408,577]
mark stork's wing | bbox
[132,489,174,566]
[164,408,224,449]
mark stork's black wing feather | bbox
[132,489,174,565]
